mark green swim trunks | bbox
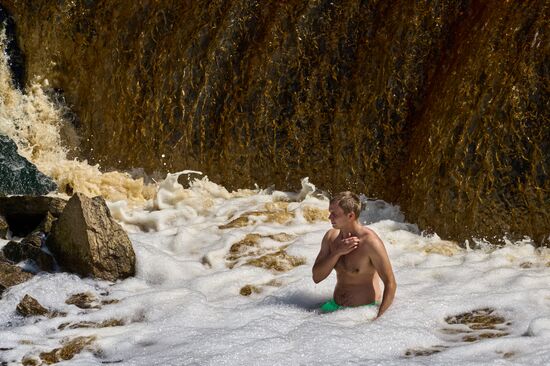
[320,299,380,313]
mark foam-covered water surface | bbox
[1,175,550,365]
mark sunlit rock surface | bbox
[46,193,136,281]
[2,0,548,244]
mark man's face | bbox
[328,202,353,228]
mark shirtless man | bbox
[312,192,396,318]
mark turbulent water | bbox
[1,5,550,366]
[2,0,549,244]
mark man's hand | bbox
[331,232,359,255]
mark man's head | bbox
[329,191,362,222]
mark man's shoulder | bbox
[358,227,383,246]
[323,228,340,241]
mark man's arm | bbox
[312,231,357,283]
[366,233,396,318]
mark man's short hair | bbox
[330,191,362,219]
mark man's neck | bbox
[339,221,362,236]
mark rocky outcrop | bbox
[46,193,135,281]
[0,135,57,196]
[1,197,63,271]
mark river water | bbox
[1,26,550,366]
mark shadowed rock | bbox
[46,193,135,281]
[0,196,66,237]
[2,238,55,272]
[0,135,57,196]
[0,214,8,238]
[16,294,49,317]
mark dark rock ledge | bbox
[0,193,136,297]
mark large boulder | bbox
[0,135,57,196]
[46,193,135,281]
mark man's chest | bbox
[335,247,372,274]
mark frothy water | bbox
[1,26,550,366]
[1,176,550,365]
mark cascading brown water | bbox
[1,0,548,244]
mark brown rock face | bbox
[46,193,135,281]
[2,0,549,244]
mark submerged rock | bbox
[46,193,135,281]
[65,292,100,309]
[16,294,49,317]
[0,135,57,196]
[38,336,96,365]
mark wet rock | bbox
[441,308,511,343]
[65,292,100,309]
[240,284,261,296]
[0,135,57,196]
[0,261,33,294]
[0,214,8,239]
[246,247,306,272]
[16,295,49,317]
[58,319,124,330]
[404,345,448,357]
[46,192,135,281]
[2,237,55,272]
[0,196,66,237]
[39,336,96,365]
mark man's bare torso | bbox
[328,229,381,306]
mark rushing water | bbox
[3,0,549,244]
[1,8,550,366]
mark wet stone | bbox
[404,345,448,357]
[245,247,306,272]
[39,336,96,365]
[0,261,33,293]
[65,292,100,309]
[441,308,511,343]
[58,319,124,330]
[16,295,49,317]
[0,215,8,239]
[240,284,261,296]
